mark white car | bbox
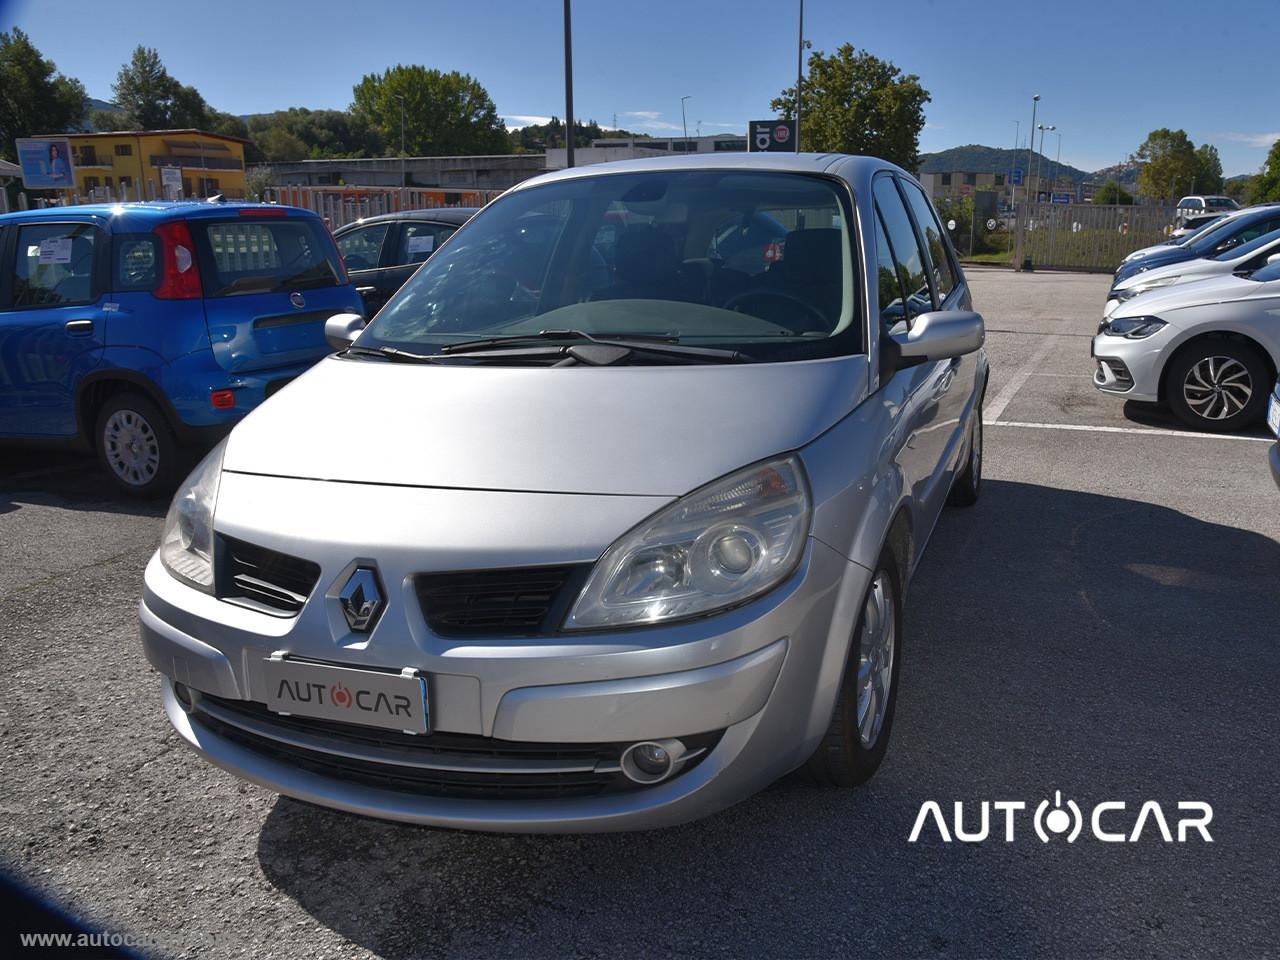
[1092,260,1280,431]
[1104,227,1280,317]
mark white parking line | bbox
[989,421,1274,443]
[984,335,1060,422]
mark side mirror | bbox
[1267,252,1280,266]
[889,310,985,367]
[325,312,366,351]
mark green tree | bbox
[1223,176,1255,204]
[1253,140,1280,203]
[1093,180,1134,205]
[247,108,383,160]
[351,65,509,158]
[112,46,183,129]
[770,44,929,169]
[1133,128,1200,202]
[1193,143,1224,194]
[257,127,308,162]
[0,28,88,161]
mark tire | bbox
[95,393,180,498]
[1165,338,1270,432]
[947,404,983,507]
[805,546,904,787]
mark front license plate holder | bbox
[1267,395,1280,439]
[262,653,429,735]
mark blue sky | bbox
[3,0,1277,176]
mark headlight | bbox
[159,441,225,592]
[565,456,811,630]
[1104,315,1167,339]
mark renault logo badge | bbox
[339,566,384,632]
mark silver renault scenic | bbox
[140,153,988,832]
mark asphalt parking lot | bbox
[2,266,1278,959]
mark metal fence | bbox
[263,185,503,229]
[1014,202,1179,272]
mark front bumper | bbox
[1090,327,1169,403]
[1269,441,1280,492]
[140,474,871,832]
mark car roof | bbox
[0,201,322,226]
[332,208,479,232]
[510,152,901,193]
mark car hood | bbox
[1110,273,1265,321]
[222,353,870,496]
[1114,255,1223,290]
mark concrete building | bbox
[33,129,249,199]
[260,154,545,193]
[546,133,748,169]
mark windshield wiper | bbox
[439,329,745,363]
[341,344,438,363]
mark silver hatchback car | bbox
[140,154,988,832]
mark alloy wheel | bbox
[102,409,161,486]
[1182,356,1252,421]
[856,572,896,748]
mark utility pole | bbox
[1027,95,1040,205]
[394,93,406,209]
[681,96,691,147]
[1010,120,1020,210]
[564,0,574,168]
[795,0,805,152]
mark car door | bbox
[872,175,951,531]
[334,221,392,316]
[0,218,108,438]
[376,219,459,309]
[898,176,976,501]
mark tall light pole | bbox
[1035,123,1055,200]
[796,0,805,152]
[1010,120,1020,210]
[1026,94,1040,205]
[1051,130,1063,198]
[564,0,575,168]
[681,96,691,148]
[394,93,406,208]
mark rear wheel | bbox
[1165,339,1270,432]
[95,393,179,498]
[805,546,903,787]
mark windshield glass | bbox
[1174,214,1224,243]
[359,170,860,362]
[1187,214,1257,255]
[1212,226,1280,262]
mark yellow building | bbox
[41,129,248,200]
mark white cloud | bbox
[1219,131,1280,148]
[622,110,663,121]
[504,114,553,129]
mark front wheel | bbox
[95,393,180,498]
[805,547,903,787]
[1165,339,1270,432]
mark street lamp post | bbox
[1026,95,1040,207]
[681,96,691,149]
[564,0,575,168]
[796,0,805,152]
[394,93,406,209]
[1051,131,1063,198]
[1036,123,1056,200]
[1010,120,1020,210]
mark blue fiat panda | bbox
[0,202,362,495]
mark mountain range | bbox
[918,144,1136,186]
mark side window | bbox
[113,236,159,291]
[336,223,389,272]
[396,222,455,266]
[874,211,908,333]
[12,223,99,308]
[901,179,958,301]
[873,176,933,321]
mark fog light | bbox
[620,739,686,784]
[173,681,194,712]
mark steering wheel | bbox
[722,286,827,333]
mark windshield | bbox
[1246,259,1280,283]
[1212,227,1280,262]
[1186,214,1254,255]
[1173,214,1224,243]
[358,170,860,363]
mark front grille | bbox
[217,536,321,616]
[194,693,720,800]
[414,565,590,637]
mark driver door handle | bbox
[64,319,94,335]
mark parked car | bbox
[1113,205,1280,285]
[139,154,989,832]
[1267,377,1280,489]
[1105,227,1280,317]
[1177,195,1240,217]
[1093,258,1280,431]
[333,208,477,315]
[1120,209,1246,264]
[0,201,362,495]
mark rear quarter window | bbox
[113,235,160,291]
[194,217,344,297]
